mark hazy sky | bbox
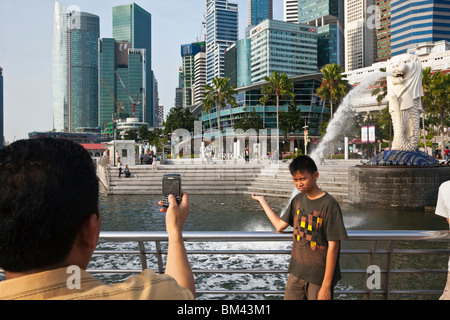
[0,0,283,143]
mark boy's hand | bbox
[251,193,266,204]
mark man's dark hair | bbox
[0,138,99,272]
[289,155,318,176]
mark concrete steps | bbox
[106,164,263,195]
[245,164,350,202]
[103,163,350,203]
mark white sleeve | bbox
[435,183,450,220]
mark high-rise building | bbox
[391,0,450,56]
[376,0,391,62]
[206,0,239,83]
[52,1,100,132]
[284,0,299,23]
[249,0,273,26]
[98,38,147,130]
[194,52,207,105]
[344,0,377,71]
[112,3,154,126]
[224,39,252,88]
[181,42,206,108]
[297,0,345,68]
[0,67,3,149]
[250,20,318,83]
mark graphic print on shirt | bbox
[293,209,324,250]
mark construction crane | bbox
[114,71,140,118]
[198,14,206,42]
[101,78,123,120]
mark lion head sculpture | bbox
[386,53,423,112]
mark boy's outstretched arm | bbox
[252,193,289,232]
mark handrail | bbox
[1,230,449,299]
[95,230,449,299]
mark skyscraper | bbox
[206,0,239,83]
[284,0,299,23]
[250,20,317,83]
[194,52,207,105]
[376,0,391,62]
[391,0,450,56]
[0,67,3,149]
[248,0,273,26]
[344,0,377,71]
[52,1,99,132]
[98,38,147,130]
[112,3,154,126]
[297,0,345,68]
[181,42,206,108]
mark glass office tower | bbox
[249,0,273,26]
[52,1,99,132]
[250,20,318,83]
[206,0,239,82]
[112,3,153,126]
[391,0,450,56]
[297,0,344,68]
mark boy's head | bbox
[289,155,318,176]
[0,138,99,273]
[289,156,319,193]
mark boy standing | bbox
[252,155,348,300]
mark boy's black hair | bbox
[289,155,318,176]
[0,138,99,272]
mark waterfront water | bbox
[95,188,449,300]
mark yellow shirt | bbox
[0,267,194,300]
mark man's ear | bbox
[77,213,101,250]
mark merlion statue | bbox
[386,53,424,151]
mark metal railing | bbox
[88,230,450,300]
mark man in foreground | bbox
[0,138,195,300]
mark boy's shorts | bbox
[284,273,333,300]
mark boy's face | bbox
[292,170,318,194]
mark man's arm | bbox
[318,240,339,300]
[160,192,196,298]
[252,194,289,232]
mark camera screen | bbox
[163,178,180,195]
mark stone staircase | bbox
[106,164,263,195]
[245,163,350,203]
[104,162,351,203]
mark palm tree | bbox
[316,64,349,120]
[203,77,238,133]
[423,70,450,149]
[260,72,294,155]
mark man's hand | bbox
[160,192,189,238]
[158,191,195,297]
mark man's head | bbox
[0,138,99,273]
[289,156,319,194]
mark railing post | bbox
[366,240,377,300]
[155,241,164,274]
[384,240,395,300]
[138,241,148,271]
